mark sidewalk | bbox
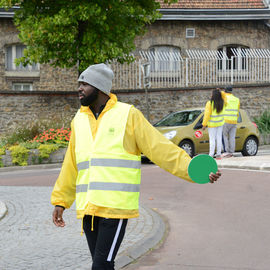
[0,146,270,270]
[216,154,270,171]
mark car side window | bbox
[194,116,204,129]
[237,112,242,123]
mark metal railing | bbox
[110,49,270,90]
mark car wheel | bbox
[241,136,258,156]
[179,140,195,157]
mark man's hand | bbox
[209,169,221,183]
[202,126,206,131]
[52,206,66,227]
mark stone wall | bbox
[117,84,270,124]
[0,91,80,133]
[0,84,269,134]
[135,20,270,52]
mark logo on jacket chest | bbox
[108,127,115,135]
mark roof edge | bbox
[158,8,270,20]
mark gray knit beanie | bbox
[78,63,114,95]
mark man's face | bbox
[78,82,98,106]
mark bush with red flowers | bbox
[32,127,71,146]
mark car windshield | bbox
[154,110,202,127]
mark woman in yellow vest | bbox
[51,63,221,270]
[202,89,225,159]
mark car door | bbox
[193,115,209,153]
[235,111,247,151]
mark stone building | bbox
[1,1,270,133]
[1,1,270,92]
[136,0,270,54]
[0,7,78,92]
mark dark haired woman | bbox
[202,89,225,159]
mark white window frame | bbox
[12,83,33,91]
[218,45,248,71]
[5,44,39,71]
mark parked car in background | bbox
[154,108,260,157]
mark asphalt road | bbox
[0,167,60,186]
[125,166,270,270]
[0,146,270,186]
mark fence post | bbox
[141,62,151,120]
[138,59,142,89]
[185,58,189,87]
[231,57,234,85]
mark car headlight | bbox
[163,130,177,140]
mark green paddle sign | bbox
[188,154,218,184]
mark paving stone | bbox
[0,186,156,270]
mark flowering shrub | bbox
[32,128,71,146]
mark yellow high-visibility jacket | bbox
[202,101,225,128]
[74,101,141,215]
[223,93,240,124]
[51,94,193,220]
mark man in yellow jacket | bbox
[222,86,240,158]
[51,63,221,270]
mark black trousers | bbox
[83,215,128,270]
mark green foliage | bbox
[0,147,5,167]
[9,145,30,166]
[0,0,177,71]
[0,146,5,156]
[0,137,6,148]
[38,144,59,159]
[253,109,270,134]
[3,124,41,145]
[20,141,41,149]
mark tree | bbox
[0,0,175,72]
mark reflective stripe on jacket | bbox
[205,101,225,128]
[224,94,240,124]
[74,101,141,211]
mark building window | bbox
[5,44,39,71]
[149,45,181,72]
[186,28,195,38]
[12,83,33,91]
[218,45,249,70]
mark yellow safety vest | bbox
[224,95,240,124]
[74,102,141,211]
[208,102,225,128]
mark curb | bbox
[0,163,62,173]
[218,163,270,171]
[0,201,7,220]
[116,207,167,269]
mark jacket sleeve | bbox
[238,99,240,117]
[202,101,211,127]
[51,120,78,209]
[128,107,194,183]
